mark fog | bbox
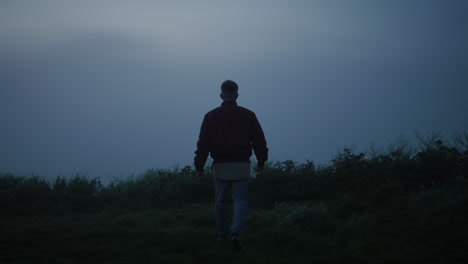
[1,1,467,182]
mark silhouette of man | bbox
[194,80,268,251]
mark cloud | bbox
[1,0,467,178]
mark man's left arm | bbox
[194,115,211,179]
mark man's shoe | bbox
[231,233,246,251]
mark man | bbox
[194,80,268,251]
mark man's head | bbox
[220,80,239,101]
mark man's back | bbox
[194,100,267,172]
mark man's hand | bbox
[197,171,206,181]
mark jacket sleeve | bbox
[194,114,211,172]
[251,114,268,166]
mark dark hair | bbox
[221,80,238,94]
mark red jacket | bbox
[194,101,268,172]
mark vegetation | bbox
[1,133,467,263]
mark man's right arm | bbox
[251,114,268,170]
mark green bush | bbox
[1,133,468,263]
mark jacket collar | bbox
[221,101,237,106]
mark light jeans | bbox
[214,175,250,238]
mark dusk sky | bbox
[1,1,467,182]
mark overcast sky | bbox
[1,0,467,181]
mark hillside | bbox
[1,135,467,263]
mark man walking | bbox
[194,80,268,251]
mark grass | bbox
[1,134,468,263]
[0,204,386,264]
[2,197,467,263]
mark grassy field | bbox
[5,201,466,264]
[1,135,468,263]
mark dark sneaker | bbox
[231,233,246,251]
